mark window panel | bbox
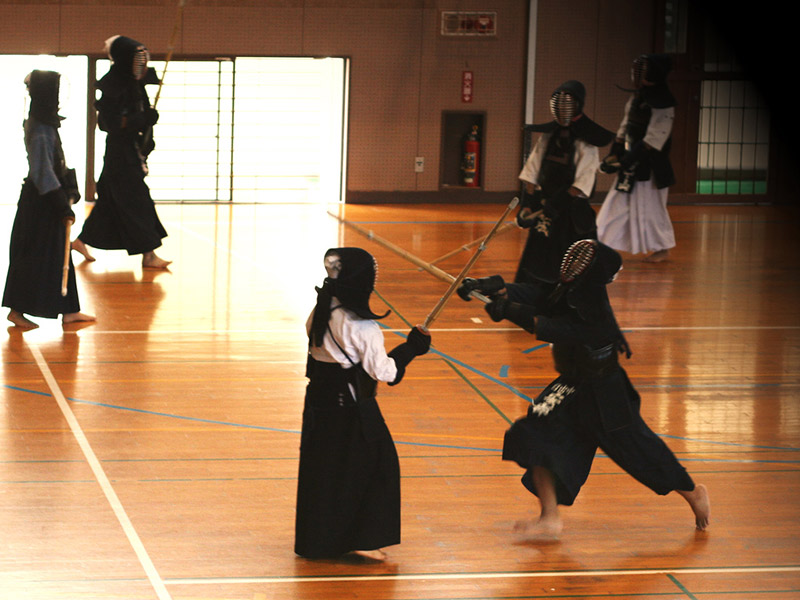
[696,79,769,195]
[94,56,347,203]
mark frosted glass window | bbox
[0,55,88,203]
[94,57,348,203]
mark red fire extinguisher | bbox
[462,125,480,187]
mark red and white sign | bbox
[462,70,473,103]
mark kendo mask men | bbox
[105,35,150,80]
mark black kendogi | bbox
[295,248,430,559]
[516,80,615,286]
[460,241,696,506]
[604,54,677,193]
[77,35,167,255]
[3,71,82,319]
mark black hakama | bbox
[294,359,400,558]
[78,141,167,255]
[502,366,694,506]
[78,65,167,256]
[3,180,80,319]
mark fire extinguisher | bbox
[462,125,480,187]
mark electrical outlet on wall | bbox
[414,157,424,172]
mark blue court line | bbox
[522,343,549,354]
[6,384,800,458]
[4,385,51,397]
[372,290,534,404]
[668,573,699,600]
[499,365,509,378]
[5,464,800,487]
[376,324,534,404]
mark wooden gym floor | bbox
[1,201,798,600]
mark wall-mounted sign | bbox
[441,11,497,37]
[462,70,473,103]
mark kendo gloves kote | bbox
[618,140,647,171]
[387,326,431,386]
[43,187,76,224]
[483,297,537,333]
[600,140,626,173]
[516,189,544,228]
[457,275,506,301]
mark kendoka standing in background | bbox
[596,54,677,263]
[71,35,171,269]
[3,70,95,329]
[515,80,615,288]
[295,247,431,561]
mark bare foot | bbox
[678,484,710,531]
[7,310,38,329]
[71,239,96,262]
[142,252,172,269]
[351,549,387,561]
[62,312,96,324]
[643,249,669,263]
[514,516,563,540]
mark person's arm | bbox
[27,126,74,223]
[386,326,430,386]
[571,141,599,197]
[642,106,674,151]
[353,320,400,383]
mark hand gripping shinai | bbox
[420,197,519,331]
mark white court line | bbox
[165,564,800,586]
[28,344,173,600]
[58,325,800,335]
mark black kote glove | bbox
[387,326,431,386]
[457,275,506,301]
[43,187,75,222]
[483,296,510,322]
[484,297,537,333]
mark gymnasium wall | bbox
[0,0,657,203]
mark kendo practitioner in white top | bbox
[515,80,615,287]
[3,71,95,329]
[457,241,709,538]
[596,54,677,263]
[71,35,171,269]
[295,248,431,561]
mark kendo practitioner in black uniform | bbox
[3,70,95,329]
[515,80,615,288]
[72,35,171,269]
[458,240,709,538]
[296,248,431,561]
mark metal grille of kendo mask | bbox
[559,239,597,283]
[132,47,150,80]
[324,252,342,279]
[632,55,649,88]
[550,91,578,127]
